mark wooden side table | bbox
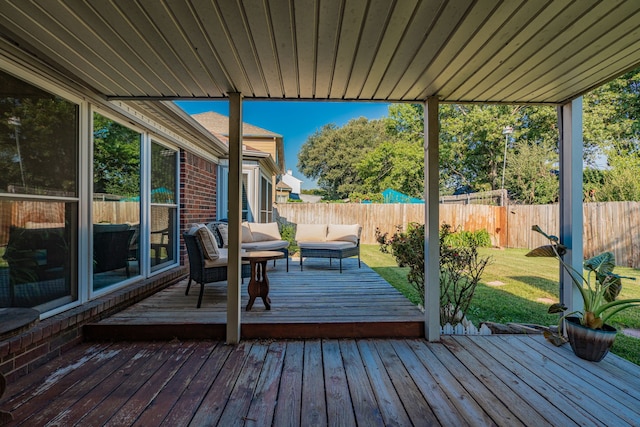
[241,251,283,311]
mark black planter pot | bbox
[564,316,617,362]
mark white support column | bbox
[227,93,243,344]
[424,97,440,342]
[558,97,584,314]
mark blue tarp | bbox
[382,188,424,204]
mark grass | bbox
[360,244,640,365]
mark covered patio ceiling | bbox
[1,0,639,105]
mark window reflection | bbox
[0,70,79,311]
[0,71,78,196]
[93,113,140,290]
[0,200,78,310]
[150,142,177,270]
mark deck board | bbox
[86,259,425,340]
[2,335,640,426]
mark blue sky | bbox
[176,100,390,189]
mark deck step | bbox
[84,321,424,341]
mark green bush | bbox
[376,222,491,326]
[278,221,298,255]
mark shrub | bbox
[376,223,491,326]
[278,221,298,255]
[443,228,492,248]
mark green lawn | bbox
[360,244,640,365]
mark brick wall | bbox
[179,150,218,264]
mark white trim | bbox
[424,97,441,342]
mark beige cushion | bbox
[241,222,254,243]
[295,224,328,242]
[327,224,361,244]
[298,241,356,250]
[249,222,282,242]
[189,223,220,260]
[242,240,289,251]
[216,222,229,247]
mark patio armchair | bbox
[183,229,250,308]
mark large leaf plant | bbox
[526,225,640,345]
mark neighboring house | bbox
[275,180,292,203]
[191,112,284,222]
[281,170,303,196]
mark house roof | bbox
[1,1,638,105]
[191,112,282,138]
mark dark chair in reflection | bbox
[3,226,68,306]
[93,226,135,277]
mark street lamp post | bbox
[501,125,514,190]
[8,116,26,189]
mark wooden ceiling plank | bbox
[243,0,285,98]
[522,37,640,104]
[474,0,618,101]
[329,0,368,99]
[500,2,640,102]
[412,0,516,100]
[421,0,530,100]
[191,0,254,96]
[455,0,601,102]
[386,0,473,101]
[441,0,551,101]
[166,1,230,97]
[377,1,444,99]
[48,1,166,96]
[140,1,223,97]
[89,0,196,96]
[314,0,343,98]
[268,0,299,98]
[205,0,269,97]
[294,0,317,98]
[0,1,142,96]
[359,0,426,100]
[343,0,395,99]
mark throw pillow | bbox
[241,222,254,243]
[326,224,360,244]
[249,222,282,242]
[189,223,220,260]
[295,224,328,242]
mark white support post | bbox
[227,93,243,344]
[558,97,584,315]
[424,97,441,342]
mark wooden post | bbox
[227,93,243,344]
[424,97,440,342]
[558,97,584,315]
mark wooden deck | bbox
[85,258,425,340]
[2,334,640,426]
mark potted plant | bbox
[526,225,640,361]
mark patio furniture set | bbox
[183,222,361,309]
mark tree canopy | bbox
[296,68,640,204]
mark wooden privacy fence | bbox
[275,201,640,268]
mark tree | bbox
[93,113,141,198]
[504,140,558,204]
[297,117,386,199]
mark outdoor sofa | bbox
[207,221,289,271]
[295,224,361,273]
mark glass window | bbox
[0,72,78,197]
[0,70,79,311]
[92,113,140,290]
[150,142,177,271]
[260,176,273,222]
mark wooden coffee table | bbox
[241,250,284,311]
